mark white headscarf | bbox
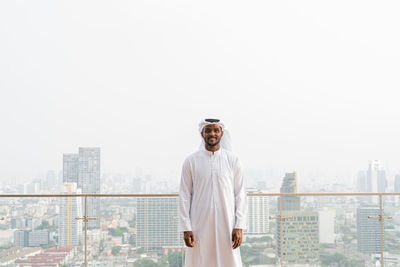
[198,119,233,151]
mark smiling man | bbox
[179,118,247,267]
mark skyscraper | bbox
[395,175,400,205]
[78,147,100,194]
[276,172,319,265]
[277,211,320,265]
[394,175,400,193]
[63,147,100,228]
[28,230,49,247]
[14,230,29,247]
[319,209,335,244]
[247,188,270,234]
[356,171,367,192]
[44,170,57,191]
[58,183,83,246]
[278,172,300,211]
[357,206,381,254]
[63,154,79,184]
[367,160,386,193]
[78,147,100,228]
[136,197,182,253]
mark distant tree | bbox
[109,227,128,237]
[321,253,357,266]
[0,244,12,250]
[167,251,183,267]
[136,247,145,254]
[112,246,121,255]
[339,225,351,235]
[245,235,273,243]
[134,258,159,267]
[35,220,51,230]
[99,239,104,252]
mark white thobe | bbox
[179,148,247,267]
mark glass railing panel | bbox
[242,195,277,266]
[94,196,184,267]
[2,193,396,266]
[0,196,86,266]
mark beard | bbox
[205,138,221,147]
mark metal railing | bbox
[1,192,399,267]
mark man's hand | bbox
[232,228,242,249]
[184,231,195,247]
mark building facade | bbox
[14,230,29,247]
[357,206,381,254]
[367,160,386,193]
[276,172,319,265]
[63,154,79,184]
[247,188,270,234]
[28,230,49,247]
[136,197,182,253]
[278,172,300,211]
[318,209,335,244]
[78,147,100,228]
[277,211,320,265]
[394,175,400,193]
[63,147,100,228]
[58,183,83,246]
[14,230,49,247]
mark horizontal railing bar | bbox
[0,192,400,198]
[249,192,400,196]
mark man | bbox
[179,118,247,267]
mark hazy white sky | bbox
[1,1,400,182]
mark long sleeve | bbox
[179,158,193,232]
[233,157,247,229]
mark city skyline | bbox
[1,160,400,266]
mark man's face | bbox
[202,124,223,147]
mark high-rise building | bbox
[28,230,49,247]
[58,183,83,246]
[278,172,300,211]
[44,170,57,191]
[63,147,100,228]
[78,147,100,228]
[132,178,142,193]
[14,230,49,247]
[277,211,320,265]
[367,160,386,193]
[63,154,79,184]
[394,175,400,193]
[357,206,381,254]
[319,209,335,244]
[25,217,41,230]
[247,188,269,234]
[276,172,319,265]
[356,171,367,192]
[136,197,182,253]
[24,181,40,194]
[14,230,29,247]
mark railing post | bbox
[84,196,87,267]
[181,245,184,267]
[380,195,384,267]
[368,194,392,267]
[280,196,283,267]
[75,196,98,267]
